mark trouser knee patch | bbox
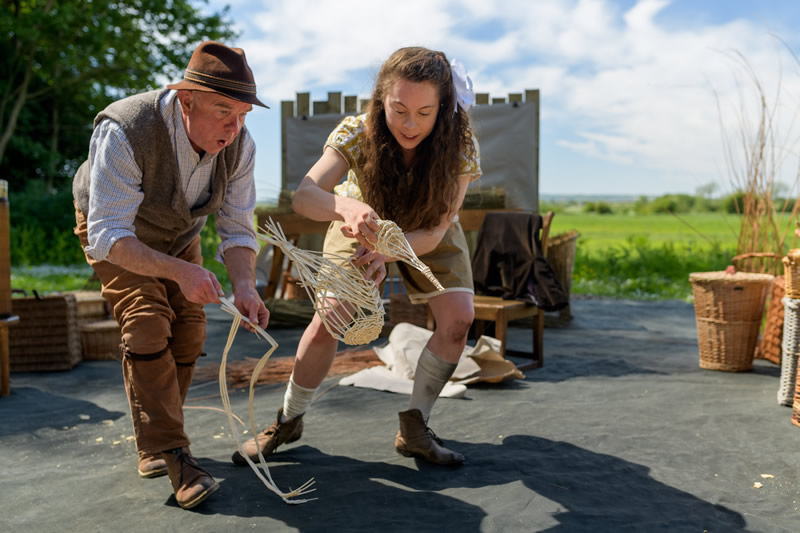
[123,345,169,361]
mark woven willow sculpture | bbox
[373,219,445,291]
[218,296,316,504]
[258,218,385,345]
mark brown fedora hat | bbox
[167,41,268,108]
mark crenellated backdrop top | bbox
[281,89,540,212]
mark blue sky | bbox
[202,0,800,201]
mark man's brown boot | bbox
[162,447,219,509]
[395,409,464,465]
[137,451,168,478]
[231,408,304,466]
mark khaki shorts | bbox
[323,221,474,304]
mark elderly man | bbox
[73,41,269,509]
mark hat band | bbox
[183,69,257,95]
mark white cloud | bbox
[209,0,800,195]
[237,0,457,99]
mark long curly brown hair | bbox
[360,47,476,232]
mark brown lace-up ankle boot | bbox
[162,447,219,509]
[137,451,168,478]
[394,409,464,465]
[231,408,304,466]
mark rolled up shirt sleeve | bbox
[215,130,260,263]
[84,120,143,262]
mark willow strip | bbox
[374,219,445,291]
[258,218,384,345]
[218,296,316,504]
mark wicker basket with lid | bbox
[689,271,774,372]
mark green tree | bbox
[1,0,236,192]
[595,201,613,214]
[649,193,696,214]
[722,191,745,214]
[695,182,718,200]
[633,195,650,214]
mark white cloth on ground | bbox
[338,322,524,396]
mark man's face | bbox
[178,90,252,155]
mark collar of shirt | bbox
[163,91,216,168]
[161,90,216,206]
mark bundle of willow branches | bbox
[716,47,800,274]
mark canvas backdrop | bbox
[284,101,539,211]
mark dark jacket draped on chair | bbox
[471,212,568,312]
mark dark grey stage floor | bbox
[1,299,798,532]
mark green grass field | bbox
[11,264,95,294]
[9,212,785,301]
[548,212,740,252]
[547,213,748,301]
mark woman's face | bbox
[383,78,440,157]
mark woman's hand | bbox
[351,245,387,286]
[340,202,381,251]
[292,149,382,251]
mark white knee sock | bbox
[408,347,457,423]
[281,375,317,421]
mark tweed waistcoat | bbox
[73,88,245,256]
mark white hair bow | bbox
[450,58,475,114]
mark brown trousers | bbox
[75,210,206,455]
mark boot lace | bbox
[167,448,213,486]
[425,426,445,446]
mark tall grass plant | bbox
[714,45,800,274]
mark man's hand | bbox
[233,285,270,332]
[223,246,268,331]
[107,236,223,305]
[175,263,224,305]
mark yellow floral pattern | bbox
[326,113,482,201]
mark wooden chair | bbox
[427,210,554,371]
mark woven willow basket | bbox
[387,292,429,329]
[71,290,109,326]
[547,230,579,320]
[80,320,122,361]
[689,271,773,372]
[793,359,800,427]
[755,275,785,365]
[783,249,800,299]
[778,297,800,406]
[793,401,800,428]
[9,293,82,371]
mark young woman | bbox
[233,46,481,465]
